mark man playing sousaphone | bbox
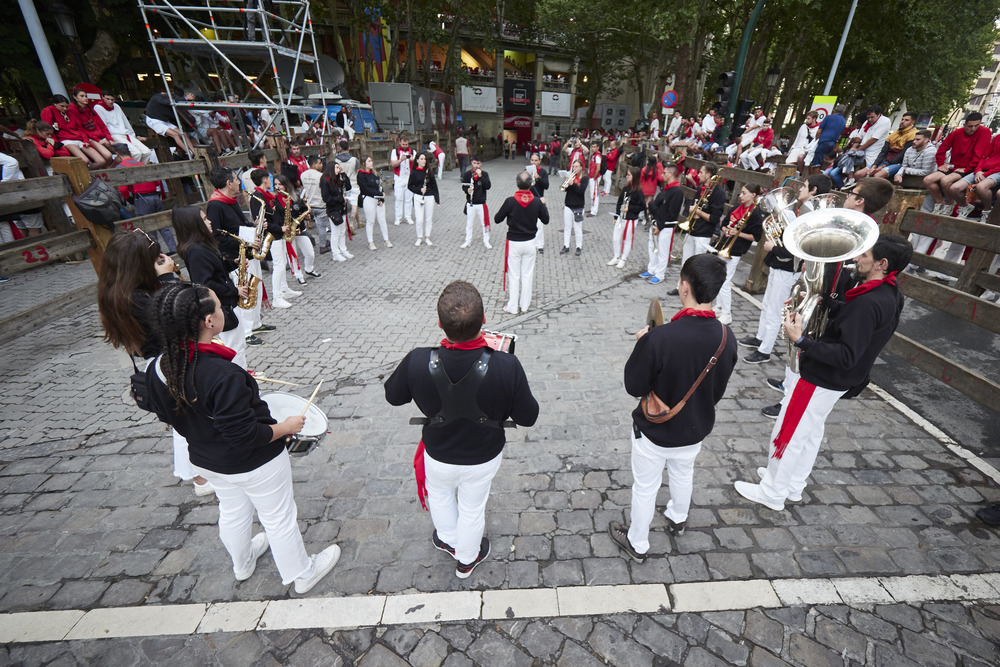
[609,255,738,562]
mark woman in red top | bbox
[23,120,71,163]
[639,154,664,206]
[66,87,117,169]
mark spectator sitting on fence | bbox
[951,129,1000,221]
[0,151,45,239]
[824,134,865,189]
[144,90,197,158]
[785,110,819,174]
[68,86,119,170]
[41,94,110,169]
[96,91,155,164]
[855,111,917,181]
[23,120,70,168]
[875,129,935,184]
[112,144,176,253]
[738,119,777,171]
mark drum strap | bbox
[427,348,503,429]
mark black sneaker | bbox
[744,351,771,364]
[0,275,9,284]
[976,504,1000,526]
[667,289,679,296]
[608,521,646,563]
[246,335,265,346]
[575,247,582,256]
[432,531,455,557]
[319,246,331,255]
[456,537,490,579]
[560,246,570,255]
[305,270,323,278]
[537,248,544,254]
[667,518,686,536]
[738,336,763,349]
[764,378,784,393]
[761,403,781,419]
[254,324,277,333]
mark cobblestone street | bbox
[1,158,999,665]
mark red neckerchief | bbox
[210,190,238,205]
[358,169,372,174]
[670,308,717,321]
[415,167,425,173]
[276,191,290,206]
[772,378,817,458]
[730,203,749,223]
[95,100,114,112]
[255,187,277,206]
[862,117,876,132]
[185,340,237,362]
[513,190,534,207]
[439,333,489,350]
[845,271,897,302]
[662,181,679,192]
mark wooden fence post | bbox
[16,139,75,236]
[49,157,112,277]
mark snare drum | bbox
[261,391,328,455]
[482,330,517,354]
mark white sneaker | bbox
[344,251,355,259]
[293,544,341,594]
[368,242,377,251]
[460,241,471,249]
[234,533,270,581]
[272,297,292,309]
[332,255,346,262]
[424,238,434,246]
[394,220,402,226]
[616,258,626,269]
[734,481,785,511]
[282,289,302,297]
[607,257,620,266]
[193,480,214,497]
[406,218,415,225]
[385,240,393,248]
[957,204,974,219]
[756,469,802,501]
[415,238,422,246]
[484,240,492,249]
[717,311,733,325]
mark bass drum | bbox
[261,391,328,455]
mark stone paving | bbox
[2,158,999,664]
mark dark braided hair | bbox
[149,282,217,411]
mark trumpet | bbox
[560,172,581,191]
[710,197,758,259]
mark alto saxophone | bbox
[219,229,261,310]
[281,194,297,242]
[250,194,275,261]
[710,197,758,259]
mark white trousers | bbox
[312,209,331,249]
[424,451,503,564]
[612,218,636,260]
[715,255,741,318]
[756,269,799,355]
[627,428,702,554]
[414,194,435,240]
[393,176,413,223]
[436,154,445,180]
[602,170,612,195]
[111,133,154,163]
[563,207,583,249]
[758,368,846,505]
[290,236,314,275]
[910,233,934,255]
[217,322,248,369]
[535,219,545,249]
[506,239,537,312]
[330,220,349,258]
[363,198,389,243]
[740,146,768,170]
[194,451,313,584]
[589,178,600,215]
[680,235,712,277]
[647,227,673,279]
[270,239,290,297]
[465,203,489,245]
[172,429,195,480]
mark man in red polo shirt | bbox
[924,112,991,216]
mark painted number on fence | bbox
[21,246,51,264]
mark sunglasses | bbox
[132,227,156,248]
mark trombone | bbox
[709,197,758,259]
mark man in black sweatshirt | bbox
[461,156,492,249]
[670,162,725,296]
[642,163,685,284]
[735,191,910,512]
[610,254,738,562]
[494,172,550,314]
[385,281,539,578]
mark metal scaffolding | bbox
[137,0,329,148]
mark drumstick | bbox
[299,380,323,416]
[254,376,300,387]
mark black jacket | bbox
[763,238,798,273]
[356,169,384,206]
[462,169,490,205]
[321,173,350,221]
[650,183,685,229]
[725,206,764,257]
[625,316,737,447]
[494,192,549,241]
[385,346,539,465]
[182,243,239,310]
[408,168,440,204]
[564,176,588,209]
[615,185,646,220]
[798,282,904,392]
[248,190,285,239]
[529,168,549,198]
[132,273,180,359]
[147,349,283,474]
[690,185,726,238]
[207,199,252,262]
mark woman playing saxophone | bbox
[713,183,764,325]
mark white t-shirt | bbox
[861,115,891,168]
[743,114,766,142]
[455,137,469,155]
[299,168,324,207]
[95,103,137,137]
[701,115,717,134]
[667,116,683,137]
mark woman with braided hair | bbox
[145,282,341,593]
[173,205,248,368]
[97,229,213,496]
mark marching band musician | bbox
[384,281,539,579]
[609,255,737,562]
[608,167,645,270]
[357,155,392,251]
[493,171,550,315]
[274,175,320,284]
[670,163,726,296]
[735,180,907,511]
[408,152,440,247]
[641,163,684,285]
[144,281,342,594]
[321,160,356,261]
[172,205,249,368]
[461,156,492,249]
[390,134,415,226]
[586,141,603,217]
[249,169,299,309]
[560,158,588,256]
[526,153,550,254]
[739,174,832,366]
[714,184,764,326]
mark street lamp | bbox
[50,1,89,83]
[764,65,781,111]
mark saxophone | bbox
[671,173,722,262]
[250,194,275,261]
[219,229,261,310]
[709,196,758,259]
[281,194,296,242]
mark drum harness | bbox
[424,348,505,429]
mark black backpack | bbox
[629,151,645,168]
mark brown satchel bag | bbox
[640,322,728,423]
